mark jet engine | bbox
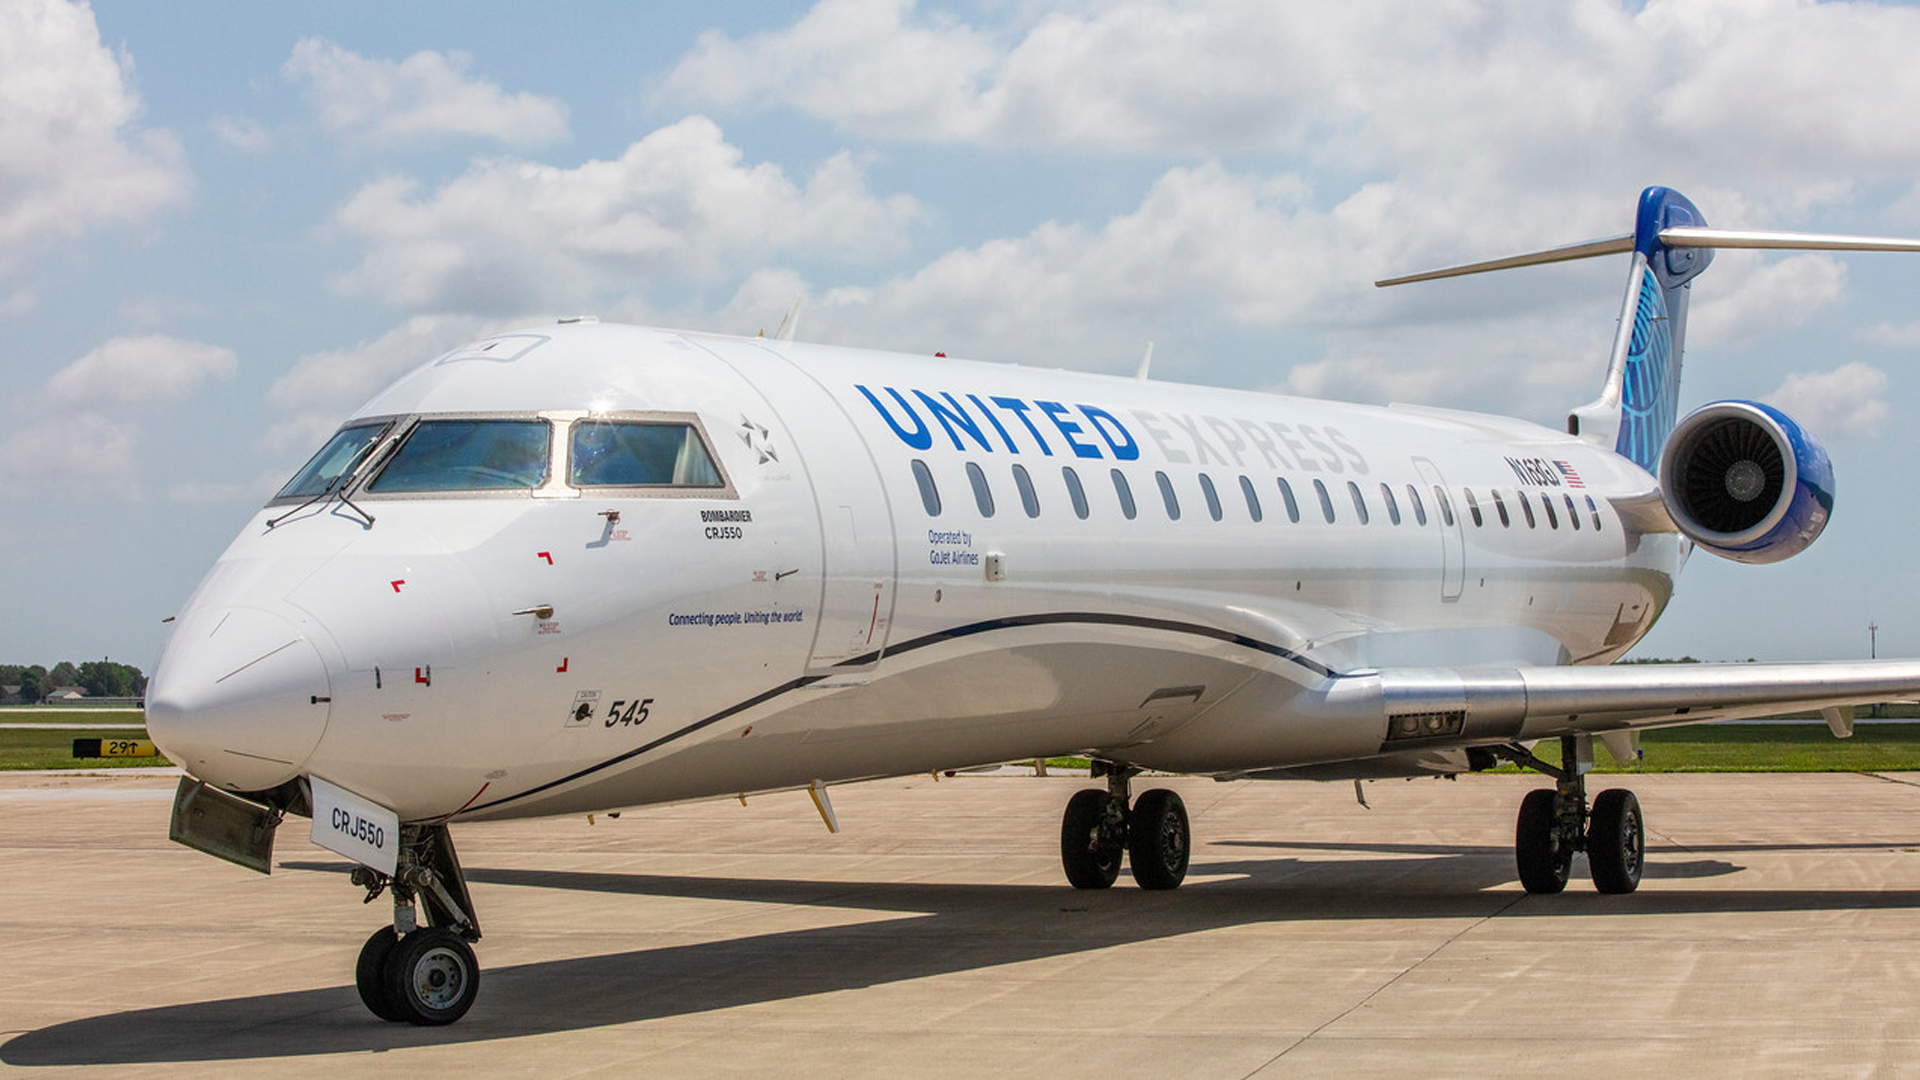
[1657,400,1833,564]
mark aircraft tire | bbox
[382,926,480,1026]
[1061,789,1123,889]
[355,926,405,1022]
[1127,788,1190,890]
[1516,788,1572,895]
[1587,788,1644,895]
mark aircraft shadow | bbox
[7,851,1915,1066]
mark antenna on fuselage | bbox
[1135,341,1154,381]
[774,297,803,342]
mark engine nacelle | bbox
[1658,400,1833,564]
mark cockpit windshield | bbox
[569,421,722,487]
[275,421,391,500]
[367,419,552,493]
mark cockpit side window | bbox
[569,420,722,488]
[368,419,552,493]
[275,421,392,500]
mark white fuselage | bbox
[147,322,1686,821]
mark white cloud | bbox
[44,335,236,407]
[0,288,36,321]
[664,0,1920,216]
[264,314,501,454]
[1763,360,1890,436]
[208,114,271,152]
[330,116,920,313]
[664,0,1001,140]
[0,0,189,271]
[2,334,234,499]
[1686,253,1847,350]
[1859,320,1920,349]
[283,38,570,147]
[0,413,140,500]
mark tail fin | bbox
[1585,187,1710,470]
[1376,186,1920,472]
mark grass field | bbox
[0,726,170,770]
[6,713,1920,773]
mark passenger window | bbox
[1313,478,1335,523]
[966,461,995,517]
[1155,470,1181,520]
[1520,493,1536,528]
[1406,484,1427,526]
[1277,478,1300,523]
[1379,483,1401,525]
[1540,493,1558,529]
[372,419,551,492]
[1111,469,1137,520]
[1012,463,1040,518]
[1434,486,1455,527]
[1063,467,1090,520]
[1565,494,1581,530]
[1347,481,1369,525]
[277,420,391,499]
[1239,475,1263,523]
[1491,489,1511,527]
[1463,489,1484,527]
[569,420,722,488]
[1200,474,1223,521]
[911,459,941,516]
[1586,495,1603,531]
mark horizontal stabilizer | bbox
[1378,226,1920,287]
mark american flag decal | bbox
[1553,460,1586,488]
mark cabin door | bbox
[1412,457,1465,602]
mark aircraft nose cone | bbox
[147,607,332,792]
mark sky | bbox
[6,0,1920,671]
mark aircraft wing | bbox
[1241,659,1920,781]
[1340,658,1920,746]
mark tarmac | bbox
[4,768,1920,1078]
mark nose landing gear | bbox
[350,823,482,1024]
[1060,763,1191,891]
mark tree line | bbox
[1,661,147,702]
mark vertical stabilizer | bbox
[1378,186,1920,472]
[1571,187,1712,470]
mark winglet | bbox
[1135,341,1154,381]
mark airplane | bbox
[147,186,1920,1025]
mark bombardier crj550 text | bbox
[149,187,1920,1024]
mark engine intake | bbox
[1658,400,1833,564]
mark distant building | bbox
[0,685,18,704]
[44,687,87,701]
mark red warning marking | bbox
[866,592,880,644]
[391,580,405,592]
[414,666,430,685]
[556,657,569,674]
[448,781,490,817]
[537,552,553,564]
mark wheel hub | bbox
[412,947,469,1010]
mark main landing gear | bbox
[350,823,483,1024]
[1060,762,1191,890]
[1499,735,1644,895]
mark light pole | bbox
[1871,622,1883,717]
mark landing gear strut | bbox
[1060,762,1190,891]
[1499,736,1644,895]
[349,823,482,1024]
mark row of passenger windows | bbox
[910,460,1604,533]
